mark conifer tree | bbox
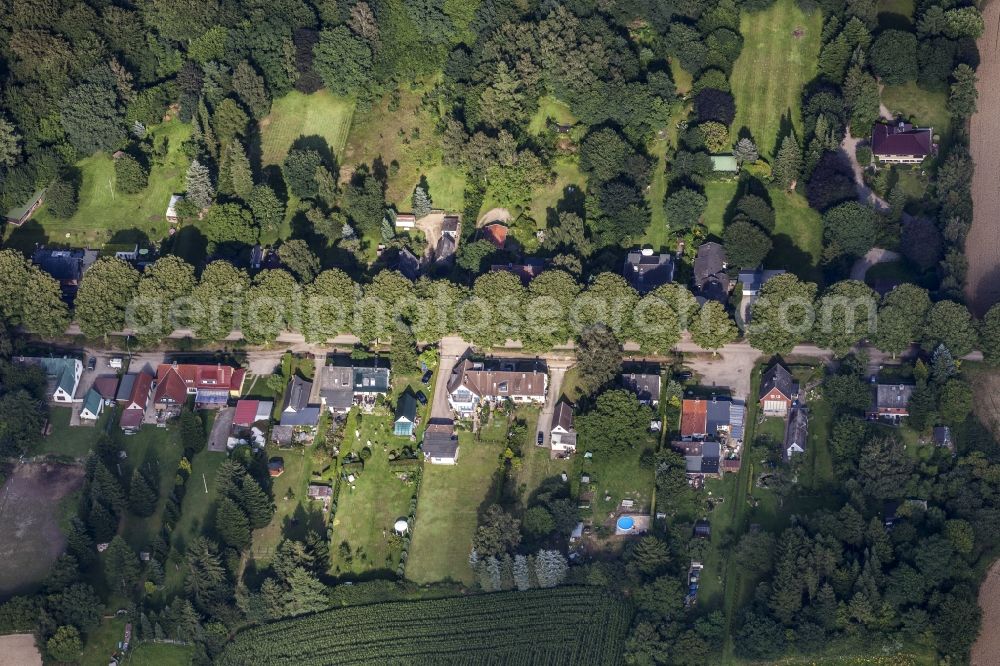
[412,186,432,219]
[773,135,802,190]
[128,469,158,517]
[217,497,251,549]
[186,159,215,209]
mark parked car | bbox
[421,370,433,384]
[109,357,123,369]
[415,391,427,405]
[537,432,544,445]
[675,370,693,381]
[87,357,97,371]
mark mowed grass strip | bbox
[730,0,822,159]
[406,435,502,585]
[259,90,356,166]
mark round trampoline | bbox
[617,516,635,531]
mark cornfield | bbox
[216,587,632,665]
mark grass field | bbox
[881,82,951,142]
[251,443,322,564]
[259,90,355,167]
[730,0,823,159]
[80,617,126,666]
[126,642,194,666]
[5,120,191,252]
[768,188,824,284]
[527,157,585,227]
[340,86,464,213]
[703,181,740,237]
[528,96,577,135]
[575,440,656,526]
[328,409,419,577]
[38,407,109,458]
[406,434,502,585]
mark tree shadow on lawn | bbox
[291,135,339,179]
[4,220,48,254]
[281,501,327,544]
[770,110,797,159]
[768,234,822,284]
[544,184,587,231]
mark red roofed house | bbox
[871,122,933,164]
[680,399,708,438]
[119,370,153,433]
[233,399,273,427]
[153,363,246,415]
[480,223,508,249]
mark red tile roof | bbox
[680,399,708,437]
[481,223,508,249]
[126,371,153,410]
[154,363,245,404]
[119,408,144,430]
[233,399,260,427]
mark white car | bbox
[109,357,123,369]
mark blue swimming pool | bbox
[617,516,635,531]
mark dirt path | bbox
[972,558,1000,665]
[964,0,1000,315]
[850,247,900,281]
[477,207,512,227]
[840,129,890,212]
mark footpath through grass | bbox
[406,433,502,585]
[730,0,822,159]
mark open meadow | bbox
[259,90,355,167]
[406,433,502,585]
[730,0,822,158]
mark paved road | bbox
[850,247,901,282]
[208,407,234,452]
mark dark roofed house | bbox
[694,520,711,538]
[759,363,797,417]
[784,407,808,461]
[620,370,661,406]
[871,121,933,164]
[280,376,320,428]
[693,242,730,304]
[422,420,459,464]
[933,426,954,453]
[93,375,120,401]
[674,440,721,483]
[394,391,418,437]
[623,249,675,294]
[319,365,354,414]
[869,384,914,421]
[435,234,457,265]
[32,247,99,302]
[550,400,577,453]
[397,247,422,281]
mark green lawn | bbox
[878,0,915,20]
[801,398,835,491]
[703,181,740,237]
[249,443,321,563]
[528,157,585,228]
[643,101,691,250]
[38,407,108,458]
[80,617,126,666]
[127,642,194,665]
[528,96,577,135]
[575,440,656,526]
[259,89,355,167]
[6,120,191,252]
[406,434,503,585]
[670,58,694,95]
[327,408,419,577]
[729,0,823,159]
[768,188,824,284]
[881,82,951,142]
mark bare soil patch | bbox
[0,634,41,666]
[0,462,85,595]
[972,559,1000,665]
[964,1,1000,315]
